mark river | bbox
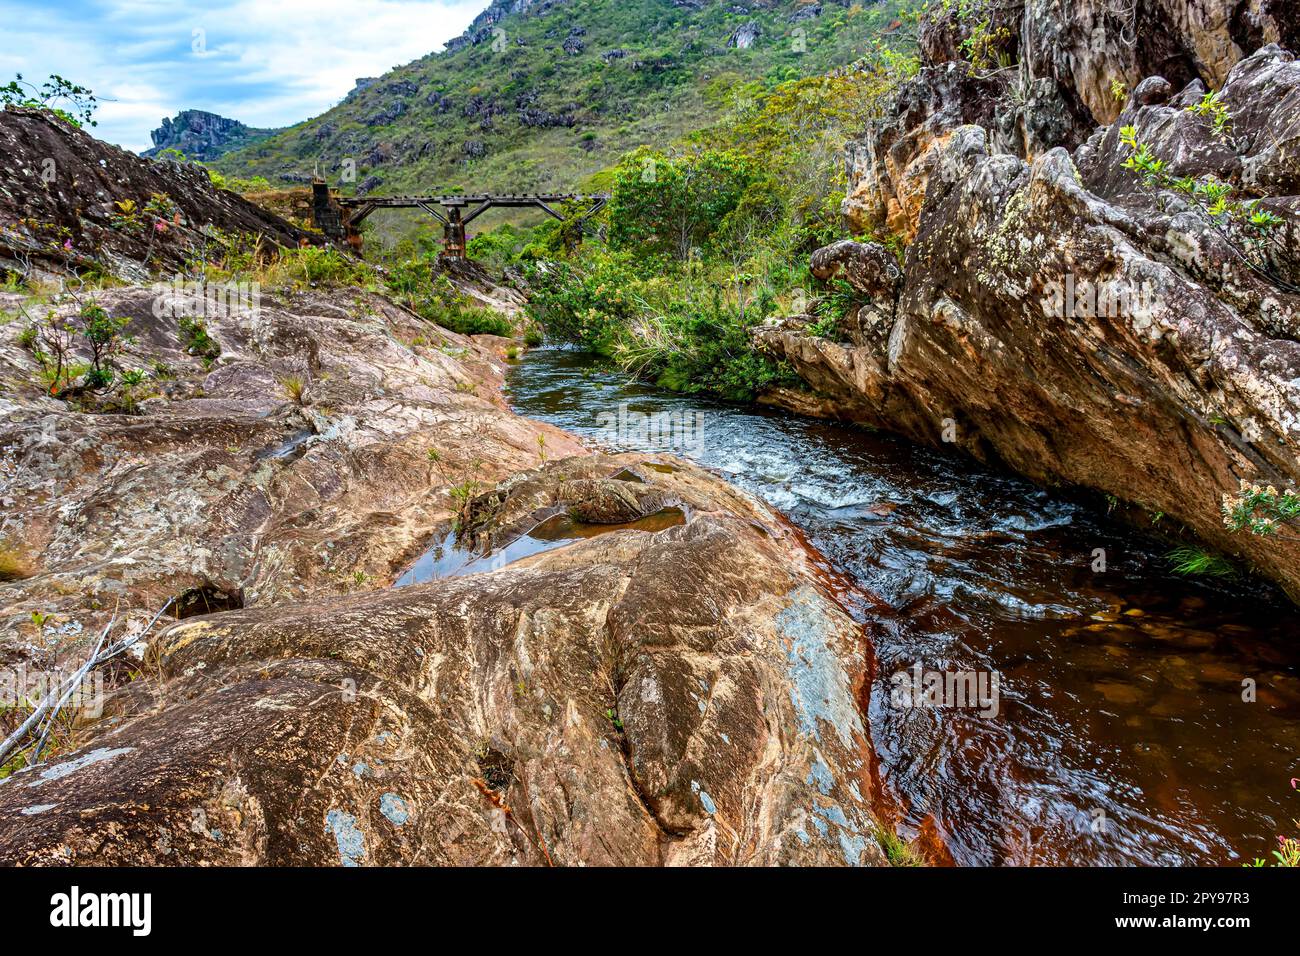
[504,348,1300,866]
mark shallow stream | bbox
[504,348,1300,866]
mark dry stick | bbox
[95,597,175,664]
[29,596,178,764]
[27,610,116,765]
[0,612,118,770]
[13,597,176,768]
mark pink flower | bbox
[62,239,72,250]
[154,220,168,233]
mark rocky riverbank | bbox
[0,282,886,864]
[758,3,1300,599]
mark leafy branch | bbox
[0,73,97,127]
[1116,92,1297,293]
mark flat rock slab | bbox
[0,454,886,866]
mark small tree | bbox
[20,302,131,396]
[608,148,758,261]
[0,73,97,127]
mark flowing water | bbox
[505,348,1300,866]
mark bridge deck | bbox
[337,193,607,207]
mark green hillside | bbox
[212,0,906,204]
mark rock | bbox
[841,62,1016,240]
[142,110,275,162]
[518,107,576,128]
[1014,0,1297,127]
[0,280,571,665]
[0,459,886,865]
[364,102,406,127]
[0,108,315,282]
[0,337,886,865]
[810,240,902,300]
[1132,76,1174,106]
[424,90,453,112]
[381,79,419,98]
[759,45,1300,600]
[843,0,1299,240]
[728,21,761,49]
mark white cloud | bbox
[0,0,484,151]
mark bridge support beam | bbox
[443,207,466,259]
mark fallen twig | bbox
[0,596,175,770]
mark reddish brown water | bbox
[507,349,1300,866]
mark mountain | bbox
[210,0,904,198]
[142,109,277,161]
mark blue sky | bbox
[0,0,485,151]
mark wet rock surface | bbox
[0,284,884,864]
[0,441,885,864]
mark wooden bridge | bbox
[312,181,608,258]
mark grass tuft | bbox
[1167,545,1237,578]
[0,541,31,582]
[875,826,926,867]
[279,374,307,404]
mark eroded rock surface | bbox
[0,451,885,866]
[761,44,1300,597]
[0,284,580,672]
[843,0,1299,239]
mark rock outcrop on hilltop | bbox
[142,110,276,162]
[760,17,1300,596]
[0,107,314,282]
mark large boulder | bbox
[0,452,886,866]
[760,45,1300,598]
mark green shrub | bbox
[179,315,220,362]
[523,252,798,401]
[385,258,514,337]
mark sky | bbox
[0,0,485,151]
